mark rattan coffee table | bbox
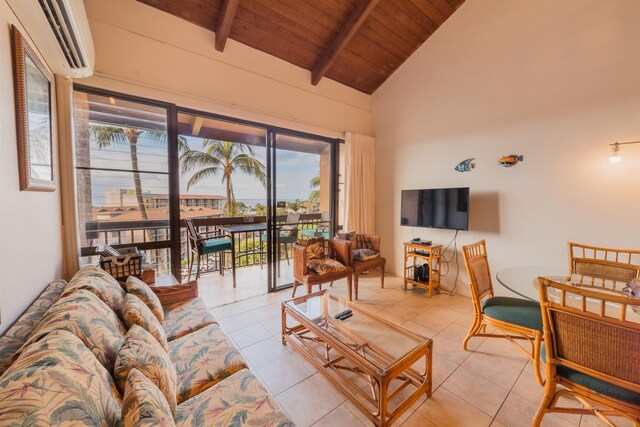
[282,290,432,426]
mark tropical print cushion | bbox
[353,248,380,261]
[308,258,348,275]
[163,298,217,341]
[168,324,247,403]
[0,330,122,426]
[126,276,164,323]
[175,369,293,427]
[0,279,66,376]
[115,325,178,416]
[16,289,126,372]
[63,265,127,320]
[124,293,169,352]
[335,230,356,240]
[122,368,177,427]
[305,241,325,260]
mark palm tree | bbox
[180,140,266,216]
[287,199,303,212]
[309,173,320,203]
[254,203,266,216]
[90,126,166,220]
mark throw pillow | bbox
[308,258,348,275]
[115,325,177,417]
[122,368,176,427]
[353,248,380,261]
[335,230,356,241]
[123,293,169,351]
[126,276,164,323]
[305,241,325,261]
[63,265,127,319]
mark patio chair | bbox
[533,277,640,426]
[347,234,386,300]
[300,211,330,239]
[184,218,232,281]
[260,212,300,267]
[292,237,353,300]
[568,242,640,290]
[461,240,544,385]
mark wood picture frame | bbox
[12,26,56,191]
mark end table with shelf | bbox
[403,242,442,297]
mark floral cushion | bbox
[0,330,122,426]
[126,276,164,323]
[168,324,248,404]
[122,368,177,427]
[353,248,380,261]
[0,279,66,376]
[163,298,217,341]
[124,293,169,352]
[335,230,356,240]
[63,265,127,320]
[16,290,126,372]
[175,369,293,427]
[308,258,348,275]
[115,325,178,416]
[305,241,325,260]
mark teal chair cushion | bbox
[481,296,543,331]
[201,238,232,255]
[300,229,317,238]
[541,345,640,405]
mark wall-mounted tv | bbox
[401,187,469,231]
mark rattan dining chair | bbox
[461,240,544,385]
[568,242,640,290]
[184,218,232,282]
[534,278,640,426]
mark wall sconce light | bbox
[609,140,640,164]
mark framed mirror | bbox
[12,26,56,191]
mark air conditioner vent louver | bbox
[38,0,86,69]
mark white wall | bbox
[79,0,373,138]
[372,0,640,296]
[0,0,63,333]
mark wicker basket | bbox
[99,247,145,281]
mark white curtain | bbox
[343,132,376,234]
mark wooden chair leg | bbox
[532,381,557,427]
[380,264,385,288]
[347,275,353,301]
[195,253,202,280]
[354,273,359,300]
[462,312,483,351]
[307,283,312,295]
[532,333,544,385]
[220,251,225,276]
[292,281,298,297]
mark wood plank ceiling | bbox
[137,0,465,94]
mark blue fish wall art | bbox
[455,158,475,172]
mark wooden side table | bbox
[149,274,198,306]
[403,242,442,298]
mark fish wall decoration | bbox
[455,158,475,172]
[498,155,523,167]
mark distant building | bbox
[104,189,225,210]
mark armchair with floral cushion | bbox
[346,234,386,300]
[292,237,353,300]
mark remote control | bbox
[333,309,352,319]
[337,312,353,321]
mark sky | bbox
[83,133,321,206]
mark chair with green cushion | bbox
[260,213,300,267]
[534,278,640,426]
[184,218,233,281]
[461,240,544,385]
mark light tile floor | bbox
[200,272,631,427]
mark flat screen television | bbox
[400,187,469,230]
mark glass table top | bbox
[284,291,429,370]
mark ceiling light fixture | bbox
[608,140,640,164]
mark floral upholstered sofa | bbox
[0,266,293,426]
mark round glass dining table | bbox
[495,266,568,301]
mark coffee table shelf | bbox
[282,290,432,426]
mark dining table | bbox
[495,266,640,315]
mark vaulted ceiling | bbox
[137,0,465,94]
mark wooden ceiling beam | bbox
[215,0,240,52]
[311,0,380,86]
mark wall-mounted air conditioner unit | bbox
[7,0,94,78]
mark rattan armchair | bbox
[568,242,640,290]
[292,237,353,300]
[534,278,640,426]
[349,234,386,300]
[461,240,544,385]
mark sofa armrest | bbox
[151,281,198,306]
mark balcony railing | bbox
[79,214,329,277]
